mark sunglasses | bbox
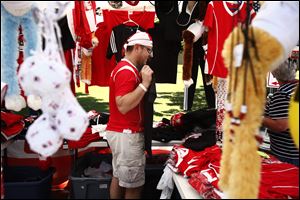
[142,46,153,55]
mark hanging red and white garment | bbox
[203,1,255,78]
[73,1,97,49]
[203,1,255,142]
[16,25,26,99]
[73,1,97,88]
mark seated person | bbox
[262,58,299,167]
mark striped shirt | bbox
[264,81,299,160]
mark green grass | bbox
[15,66,299,122]
[75,66,299,122]
[75,64,208,122]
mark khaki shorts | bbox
[106,130,145,188]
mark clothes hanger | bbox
[225,1,240,4]
[123,10,139,29]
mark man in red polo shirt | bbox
[106,31,154,199]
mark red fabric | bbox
[73,1,97,48]
[67,127,101,149]
[90,10,155,87]
[187,153,299,199]
[38,157,52,171]
[188,161,221,195]
[64,50,76,95]
[203,1,255,78]
[96,147,112,154]
[259,160,299,199]
[1,111,24,126]
[17,49,24,72]
[151,149,171,155]
[6,140,95,187]
[1,112,24,138]
[189,171,222,199]
[103,9,155,33]
[85,83,89,94]
[17,25,25,98]
[170,112,184,127]
[106,59,144,133]
[171,145,221,177]
[189,173,221,199]
[90,22,116,86]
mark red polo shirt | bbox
[106,59,144,133]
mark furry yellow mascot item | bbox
[219,2,299,198]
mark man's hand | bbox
[140,65,153,88]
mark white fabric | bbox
[19,7,89,157]
[84,1,97,32]
[4,95,26,112]
[25,113,63,158]
[233,43,244,67]
[252,1,299,63]
[27,94,42,111]
[67,10,77,43]
[124,31,153,49]
[54,90,89,141]
[18,53,71,97]
[187,20,205,43]
[2,1,33,16]
[82,47,93,56]
[91,124,107,134]
[157,165,175,199]
[204,60,209,74]
[183,78,194,87]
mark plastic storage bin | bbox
[69,152,112,199]
[3,166,54,199]
[70,175,111,199]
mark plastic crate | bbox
[69,152,112,199]
[70,175,111,199]
[3,166,54,199]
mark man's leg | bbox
[110,176,125,199]
[125,186,144,199]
